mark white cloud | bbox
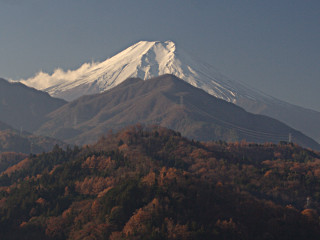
[14,61,99,90]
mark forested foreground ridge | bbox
[1,125,320,239]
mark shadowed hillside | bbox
[36,75,320,150]
[0,78,66,132]
[0,120,66,155]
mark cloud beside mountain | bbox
[13,40,320,143]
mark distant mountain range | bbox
[0,121,13,131]
[0,78,66,132]
[34,75,320,150]
[16,40,320,143]
[0,79,67,153]
[1,73,319,150]
[0,120,66,154]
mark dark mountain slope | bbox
[0,119,66,155]
[18,40,320,144]
[36,75,320,150]
[0,128,66,154]
[0,78,66,132]
[237,95,320,143]
[0,120,13,131]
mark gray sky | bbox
[0,0,319,111]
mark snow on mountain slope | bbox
[17,40,261,102]
[14,40,320,143]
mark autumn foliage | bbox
[0,125,320,239]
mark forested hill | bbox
[1,125,320,239]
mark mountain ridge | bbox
[17,40,250,102]
[0,78,66,132]
[15,41,320,143]
[35,74,320,150]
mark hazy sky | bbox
[0,0,319,111]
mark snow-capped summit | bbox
[17,40,255,102]
[15,40,320,143]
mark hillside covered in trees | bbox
[1,125,320,239]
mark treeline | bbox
[1,124,320,239]
[0,152,28,172]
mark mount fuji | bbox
[17,40,320,143]
[18,40,249,102]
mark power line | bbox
[184,101,290,141]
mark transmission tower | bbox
[175,92,189,108]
